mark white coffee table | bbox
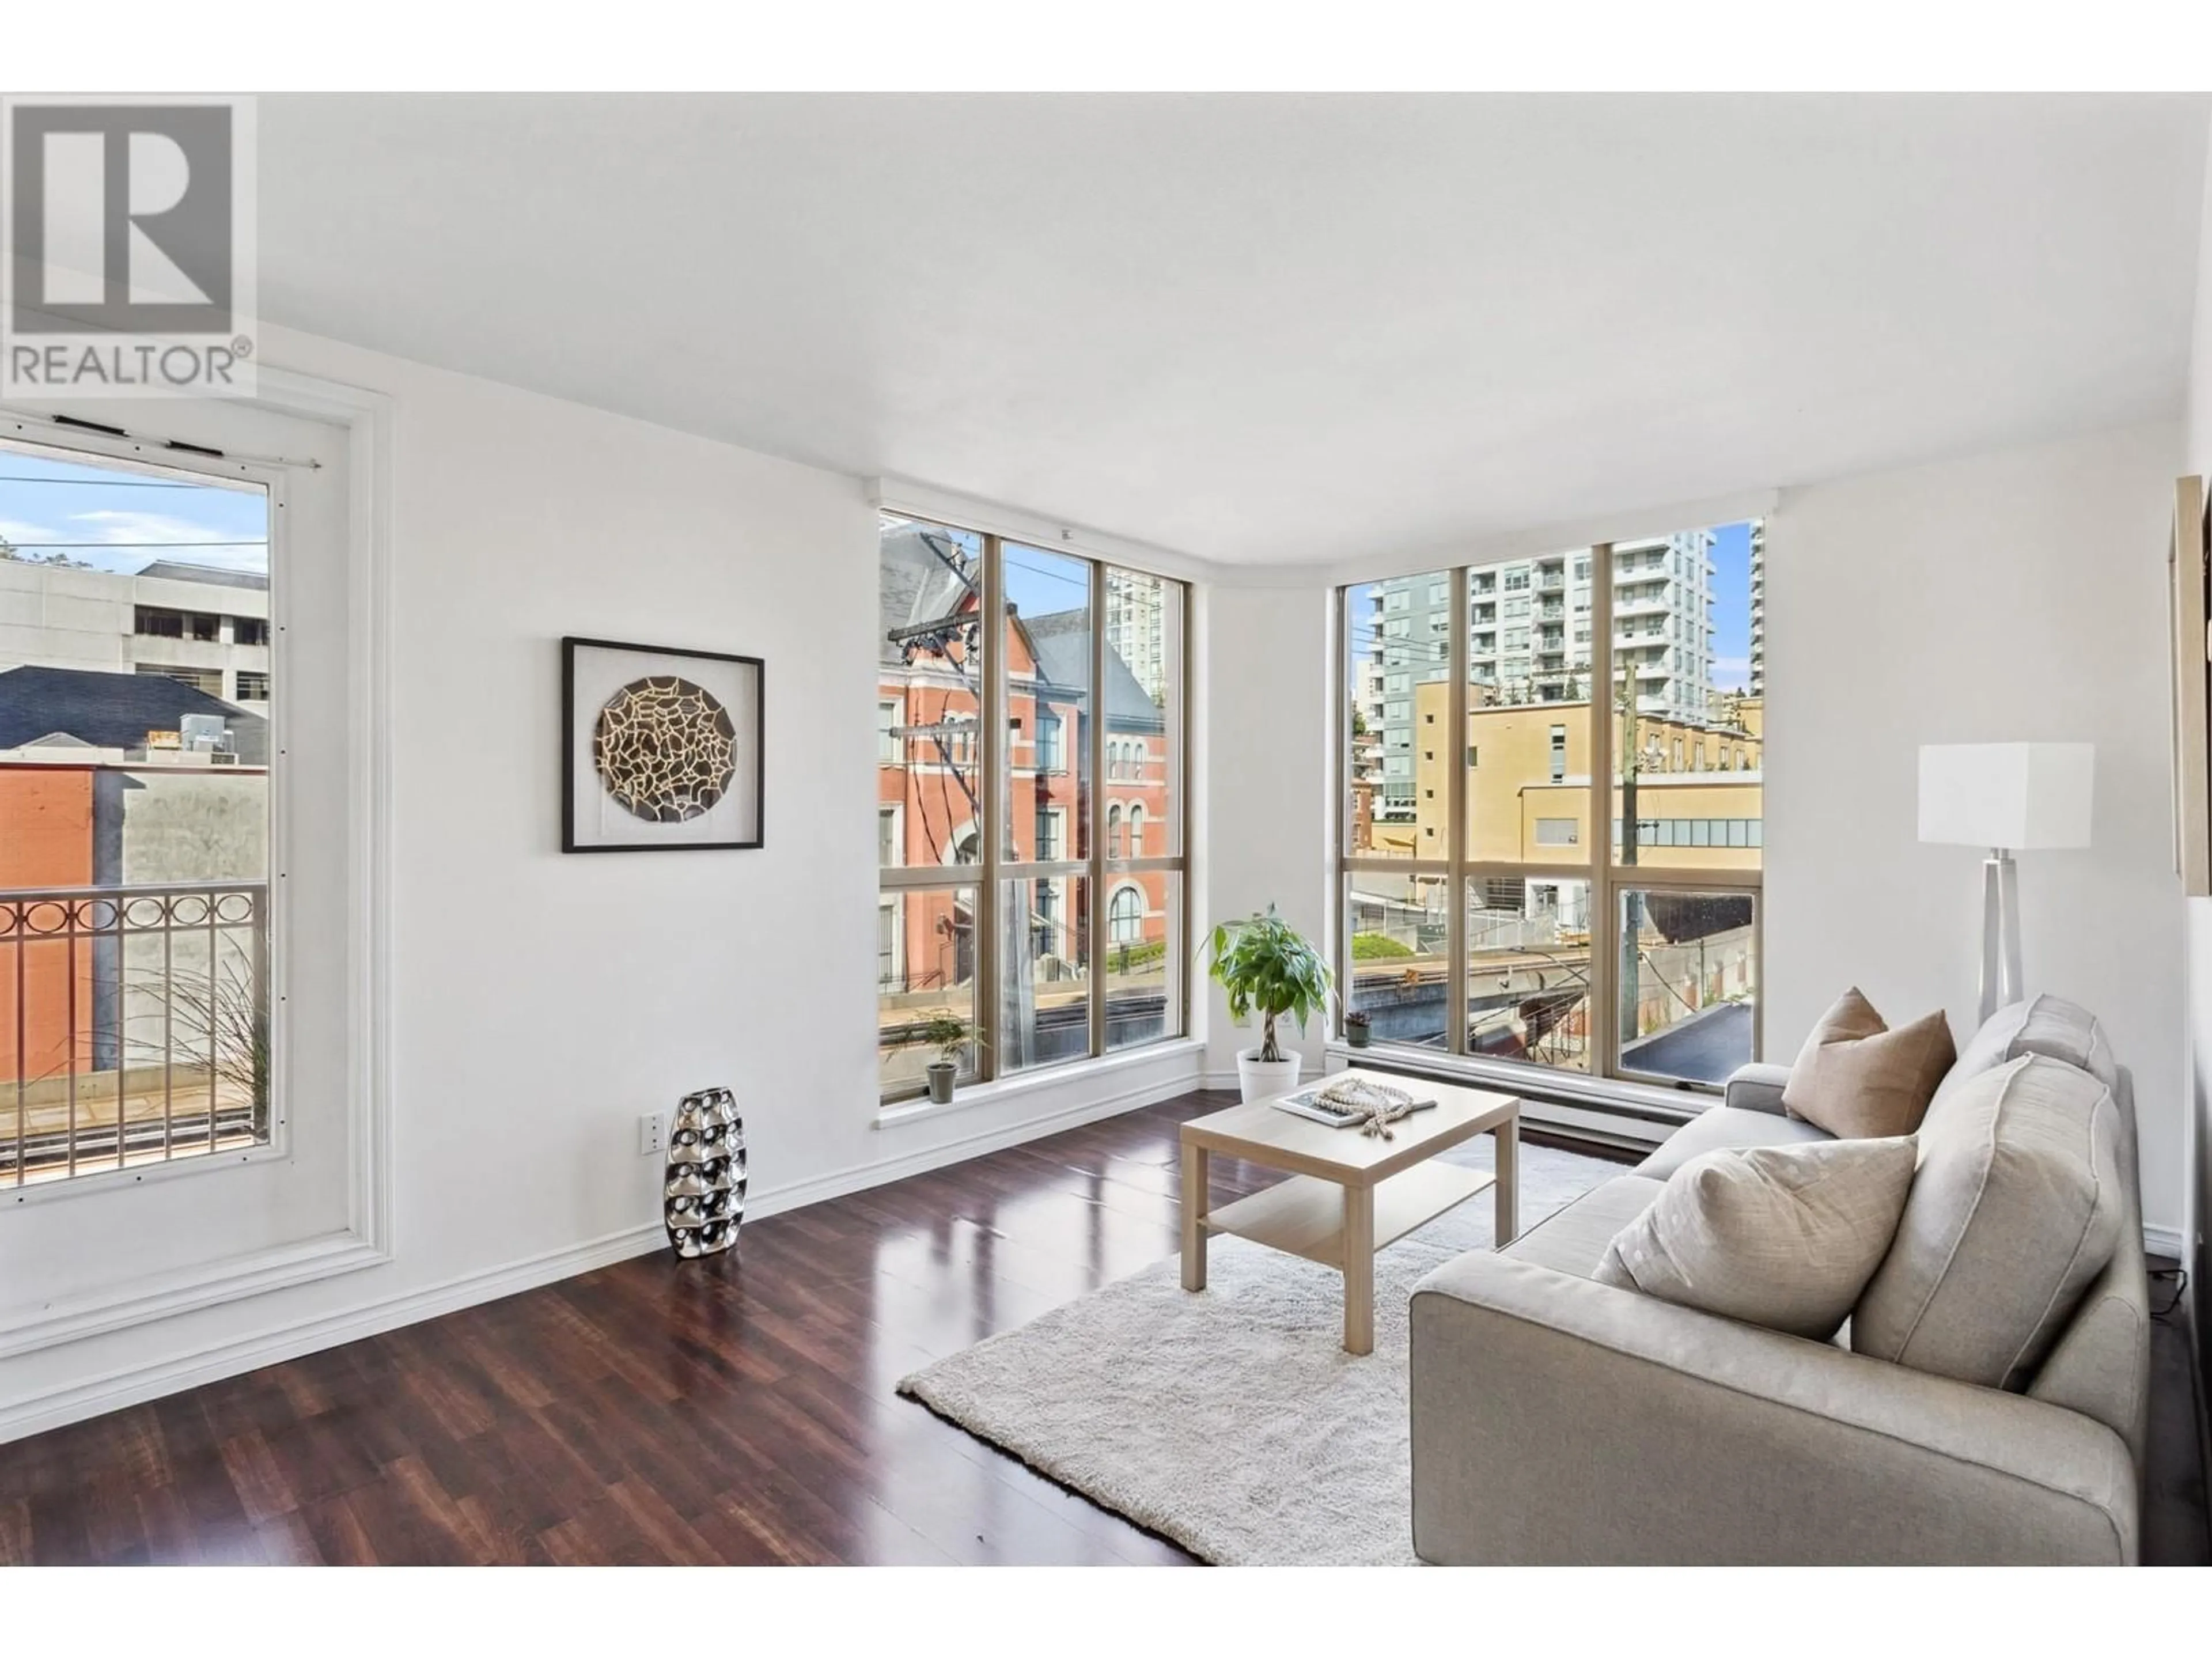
[1179,1068,1521,1355]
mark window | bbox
[137,663,225,697]
[878,806,901,865]
[878,515,1185,1096]
[878,698,903,763]
[232,616,269,647]
[1109,885,1143,945]
[5,445,274,1189]
[1338,520,1764,1095]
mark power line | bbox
[0,475,232,488]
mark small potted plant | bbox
[1203,904,1334,1102]
[1344,1010,1372,1049]
[906,1010,977,1104]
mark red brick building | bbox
[877,525,1171,1058]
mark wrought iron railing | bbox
[1,881,269,1189]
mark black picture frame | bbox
[562,635,765,853]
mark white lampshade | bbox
[1918,743,2094,850]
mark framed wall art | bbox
[562,636,764,853]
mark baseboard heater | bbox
[1324,1042,1700,1160]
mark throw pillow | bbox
[1595,1137,1918,1341]
[1782,987,1955,1139]
[1853,1054,2124,1390]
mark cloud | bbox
[69,508,252,545]
[67,508,268,575]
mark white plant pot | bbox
[1235,1047,1303,1104]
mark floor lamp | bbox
[1917,743,2094,1024]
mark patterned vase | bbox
[664,1086,746,1259]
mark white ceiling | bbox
[259,93,2210,566]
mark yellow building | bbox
[1409,683,1761,869]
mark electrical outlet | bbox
[638,1113,665,1157]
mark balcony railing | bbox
[2,881,269,1190]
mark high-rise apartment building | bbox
[1105,569,1168,704]
[1365,533,1718,813]
[1748,520,1766,697]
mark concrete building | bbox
[1366,531,1720,815]
[1748,520,1766,697]
[1406,683,1762,870]
[0,556,271,714]
[1104,569,1170,705]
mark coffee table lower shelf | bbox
[1199,1161,1497,1271]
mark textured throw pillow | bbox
[1595,1137,1918,1341]
[1782,987,1956,1139]
[1931,992,2118,1114]
[1853,1055,2124,1391]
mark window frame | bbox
[1334,539,1763,1101]
[2,433,293,1198]
[878,518,1189,1104]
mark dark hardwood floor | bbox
[1,1088,2205,1566]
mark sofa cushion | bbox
[1782,987,1955,1139]
[1501,1175,1665,1280]
[1854,1055,2124,1390]
[1596,1138,1918,1340]
[1637,1105,1831,1181]
[1934,993,2119,1112]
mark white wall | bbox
[1765,421,2187,1234]
[1199,584,1331,1082]
[0,325,1203,1440]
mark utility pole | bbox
[1618,661,1643,1054]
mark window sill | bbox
[6,1134,289,1209]
[877,1036,1204,1130]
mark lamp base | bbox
[1979,849,2022,1027]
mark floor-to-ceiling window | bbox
[878,513,1187,1101]
[1338,522,1762,1097]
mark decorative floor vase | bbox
[664,1086,746,1259]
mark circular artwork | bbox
[593,676,738,823]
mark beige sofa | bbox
[1408,995,2148,1565]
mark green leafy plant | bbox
[1203,904,1333,1063]
[1351,932,1414,960]
[904,1010,977,1069]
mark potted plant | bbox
[903,1010,978,1104]
[1344,1010,1372,1049]
[1203,904,1334,1103]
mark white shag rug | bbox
[897,1135,1618,1565]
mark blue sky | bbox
[1706,520,1753,692]
[0,444,267,577]
[1003,542,1092,620]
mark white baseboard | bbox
[0,1061,1201,1445]
[2145,1224,2185,1261]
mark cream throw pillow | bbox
[1596,1137,1918,1340]
[1782,987,1955,1139]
